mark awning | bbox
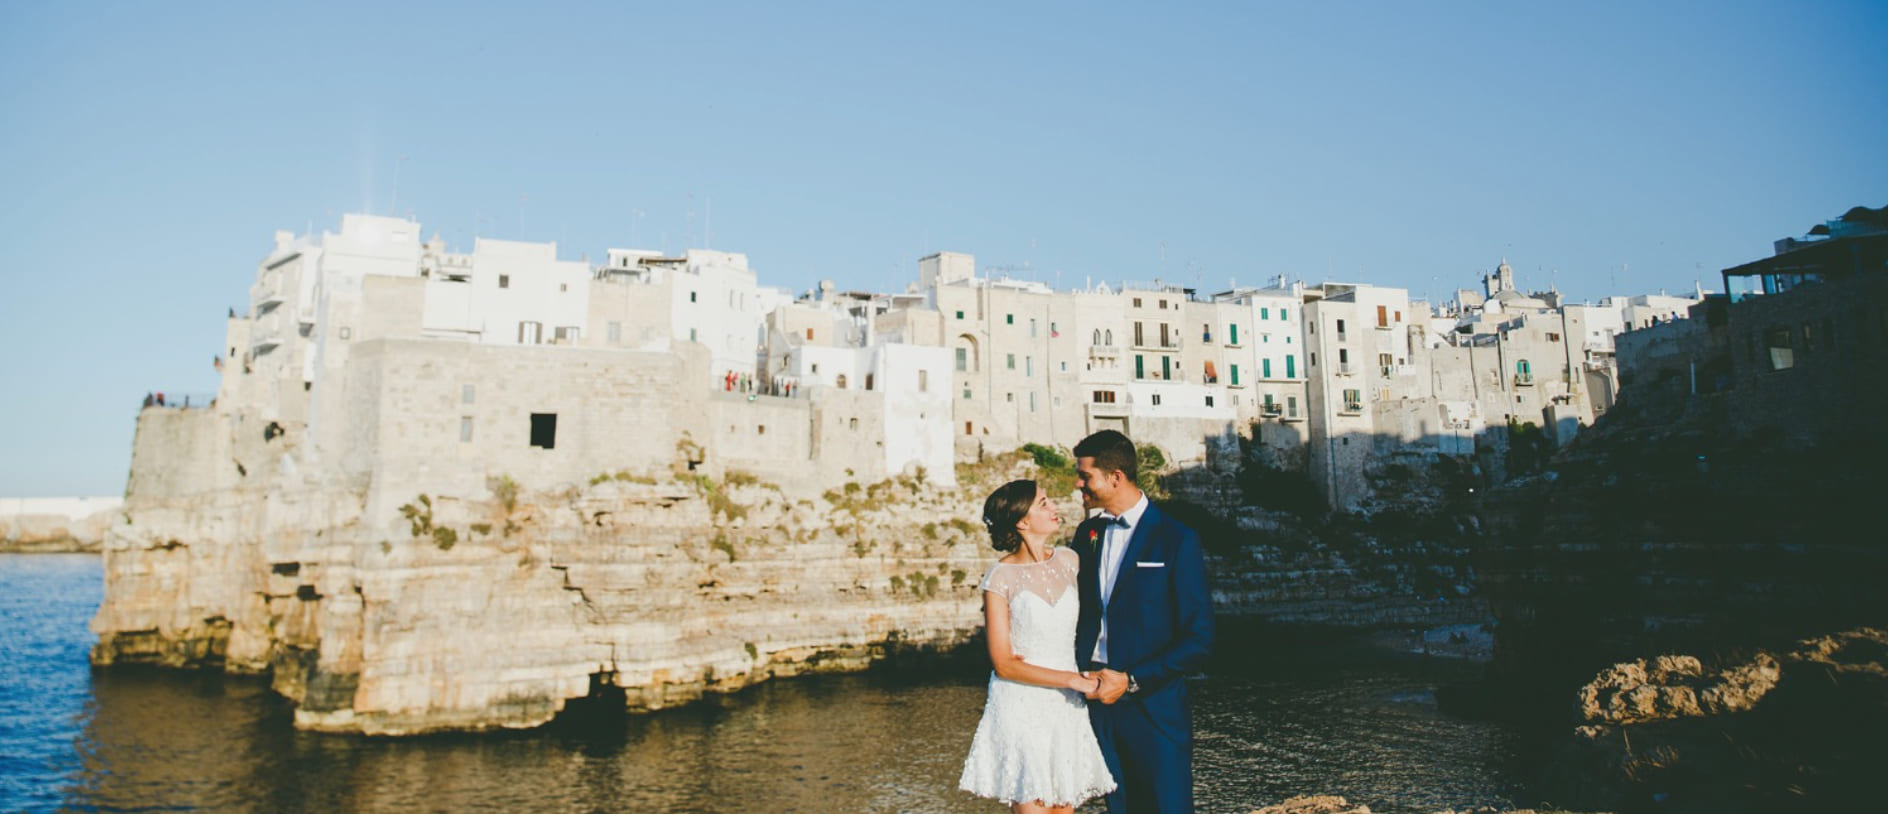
[1204,360,1218,378]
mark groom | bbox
[1072,429,1214,813]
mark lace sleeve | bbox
[978,564,1013,602]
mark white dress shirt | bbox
[1091,493,1149,665]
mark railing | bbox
[1514,373,1535,386]
[1340,402,1364,415]
[1336,363,1354,376]
[1088,344,1120,357]
[140,392,216,410]
[1130,337,1184,351]
[1260,404,1282,417]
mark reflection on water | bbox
[4,556,1527,813]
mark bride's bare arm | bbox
[982,591,1100,693]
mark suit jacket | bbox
[1074,499,1215,730]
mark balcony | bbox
[1088,344,1120,359]
[1336,362,1354,376]
[1086,401,1129,419]
[1260,403,1282,418]
[1514,372,1535,386]
[1130,337,1184,352]
[1340,402,1364,415]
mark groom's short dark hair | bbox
[1073,429,1138,484]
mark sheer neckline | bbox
[996,547,1067,568]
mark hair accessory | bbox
[980,516,995,529]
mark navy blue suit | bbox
[1074,500,1214,813]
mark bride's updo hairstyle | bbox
[980,479,1039,553]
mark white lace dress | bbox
[958,546,1117,807]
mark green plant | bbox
[889,575,906,593]
[1136,444,1170,500]
[710,532,736,562]
[398,494,435,537]
[470,522,492,536]
[432,526,458,550]
[921,522,938,540]
[488,476,519,514]
[952,568,968,587]
[744,641,758,660]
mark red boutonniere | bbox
[1087,530,1099,544]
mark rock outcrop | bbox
[1540,628,1888,813]
[1246,794,1567,814]
[92,468,1014,735]
[1,498,119,553]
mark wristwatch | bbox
[1125,673,1140,694]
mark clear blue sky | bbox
[2,1,1884,497]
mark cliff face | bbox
[92,471,1003,735]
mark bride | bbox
[959,479,1116,812]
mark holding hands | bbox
[1078,669,1130,704]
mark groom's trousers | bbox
[1089,687,1193,813]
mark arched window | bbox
[1515,359,1532,385]
[1093,329,1101,345]
[1104,329,1113,345]
[836,374,849,389]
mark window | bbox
[1026,356,1033,376]
[518,321,543,344]
[1546,332,1560,342]
[966,421,974,435]
[1342,389,1362,411]
[1280,308,1287,321]
[607,321,622,343]
[865,373,875,391]
[1006,314,1014,325]
[1007,353,1016,370]
[1230,324,1239,345]
[1133,298,1142,307]
[1288,396,1299,418]
[339,326,351,340]
[553,326,579,343]
[499,274,510,289]
[1262,358,1272,378]
[529,413,557,449]
[964,388,972,400]
[1286,355,1295,378]
[1135,355,1145,378]
[559,283,568,293]
[689,291,697,303]
[1377,305,1388,328]
[836,374,848,389]
[955,348,968,371]
[1160,356,1171,379]
[1766,327,1794,370]
[918,370,929,391]
[1158,300,1168,310]
[459,417,474,442]
[1092,390,1116,403]
[849,418,858,430]
[956,310,965,319]
[1802,322,1817,353]
[1516,359,1533,384]
[1336,319,1347,336]
[1205,395,1215,407]
[1105,329,1113,345]
[1093,329,1102,345]
[759,424,767,435]
[1151,394,1163,405]
[1202,323,1212,342]
[1006,392,1014,403]
[1310,352,1317,367]
[1029,392,1037,412]
[689,328,697,342]
[806,328,815,340]
[1230,364,1240,386]
[1261,307,1270,320]
[1030,318,1037,337]
[1134,322,1145,346]
[462,384,475,404]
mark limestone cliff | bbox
[92,463,1018,735]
